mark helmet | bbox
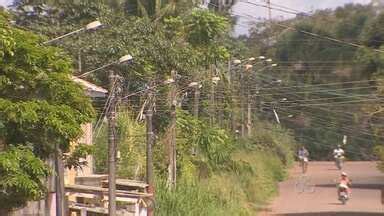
[337,145,341,148]
[341,172,347,176]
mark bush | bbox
[93,111,297,215]
[155,120,296,215]
[0,146,50,210]
[94,111,146,179]
[375,145,384,171]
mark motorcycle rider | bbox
[298,146,309,173]
[333,145,345,168]
[337,172,352,199]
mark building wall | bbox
[65,123,94,186]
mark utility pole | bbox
[145,85,155,215]
[192,77,200,156]
[168,70,177,189]
[210,65,215,126]
[108,70,117,216]
[240,67,246,137]
[229,58,237,133]
[55,143,66,216]
[246,79,252,137]
[266,0,272,21]
[266,0,272,47]
[193,83,200,118]
[78,36,82,74]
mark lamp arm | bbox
[43,27,85,45]
[78,61,116,78]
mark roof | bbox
[71,76,108,98]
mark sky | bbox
[0,0,373,35]
[233,0,372,35]
[0,0,10,7]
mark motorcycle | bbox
[300,157,309,174]
[334,155,344,170]
[338,184,349,205]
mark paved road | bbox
[262,161,384,216]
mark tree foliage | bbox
[245,3,384,160]
[0,10,94,209]
[0,146,50,210]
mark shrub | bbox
[0,146,50,210]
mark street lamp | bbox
[164,78,175,85]
[245,64,253,70]
[43,20,102,44]
[41,19,103,216]
[212,76,221,84]
[104,55,132,216]
[233,59,242,65]
[188,82,199,88]
[78,54,133,78]
[233,56,265,65]
[77,54,132,216]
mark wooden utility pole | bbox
[108,70,117,216]
[168,71,177,189]
[145,86,155,215]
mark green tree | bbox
[0,10,94,210]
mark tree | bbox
[0,146,50,213]
[0,10,94,210]
[244,3,383,160]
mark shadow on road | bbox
[327,202,344,206]
[316,183,384,190]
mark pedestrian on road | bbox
[298,146,309,174]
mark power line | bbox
[276,106,384,139]
[232,10,384,53]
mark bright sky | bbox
[0,0,10,7]
[233,0,372,35]
[0,0,373,35]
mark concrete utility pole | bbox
[193,83,200,118]
[145,85,155,216]
[168,70,177,189]
[246,80,252,137]
[108,70,117,216]
[266,0,272,47]
[192,77,200,156]
[240,68,246,137]
[210,65,216,126]
[266,0,272,21]
[55,143,66,216]
[229,58,237,133]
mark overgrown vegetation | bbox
[94,110,296,215]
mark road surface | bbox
[261,161,384,216]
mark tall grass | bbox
[93,112,296,215]
[156,150,292,215]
